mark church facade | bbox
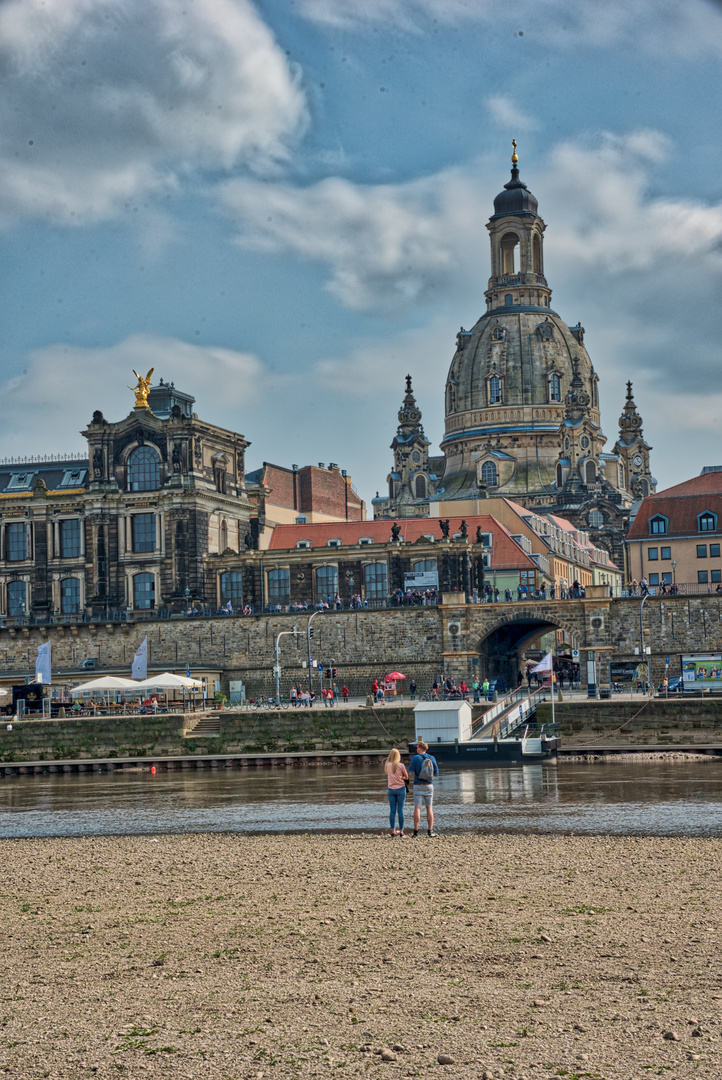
[375,146,656,572]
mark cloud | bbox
[219,169,488,310]
[295,0,722,58]
[0,335,265,456]
[0,0,307,225]
[485,96,535,133]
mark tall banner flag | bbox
[132,637,148,680]
[531,652,552,674]
[36,641,51,684]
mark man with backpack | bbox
[408,740,439,837]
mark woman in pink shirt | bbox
[385,748,409,838]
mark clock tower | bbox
[372,375,439,518]
[613,382,656,499]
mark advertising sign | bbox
[682,654,722,690]
[610,661,641,683]
[403,571,439,589]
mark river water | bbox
[0,759,720,838]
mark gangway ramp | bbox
[471,686,547,741]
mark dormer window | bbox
[6,472,36,491]
[487,374,503,405]
[698,512,717,533]
[295,514,308,525]
[481,460,498,486]
[491,326,505,341]
[359,537,373,546]
[649,515,668,535]
[327,538,341,547]
[59,468,87,488]
[297,540,311,549]
[549,373,561,402]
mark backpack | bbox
[417,754,434,783]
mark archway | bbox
[477,614,581,688]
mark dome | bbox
[492,167,539,219]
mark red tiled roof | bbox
[654,472,722,498]
[627,492,722,540]
[267,514,539,570]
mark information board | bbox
[682,654,722,689]
[403,571,439,589]
[610,661,642,683]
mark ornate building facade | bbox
[376,146,656,571]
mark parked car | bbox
[657,675,683,694]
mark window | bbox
[413,559,438,573]
[492,326,505,341]
[648,573,659,586]
[363,562,388,599]
[60,577,81,614]
[295,515,308,525]
[60,519,81,559]
[649,516,668,535]
[713,570,722,583]
[358,538,373,546]
[214,467,226,494]
[648,547,658,561]
[504,294,513,306]
[481,460,498,486]
[132,513,156,553]
[662,572,672,585]
[712,544,720,558]
[585,460,596,484]
[220,571,242,608]
[6,472,36,491]
[7,580,26,616]
[133,572,155,609]
[327,539,341,548]
[588,510,604,529]
[127,445,161,492]
[618,463,625,489]
[219,520,228,552]
[268,568,290,606]
[59,468,87,488]
[697,545,707,558]
[661,547,671,560]
[488,376,502,405]
[549,373,561,401]
[5,523,27,562]
[533,234,542,274]
[500,233,518,274]
[415,475,427,499]
[296,540,310,549]
[315,565,337,599]
[698,570,709,584]
[698,512,717,532]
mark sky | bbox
[2,0,722,512]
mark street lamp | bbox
[184,586,190,616]
[671,560,677,588]
[274,626,300,707]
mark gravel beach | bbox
[1,833,719,1080]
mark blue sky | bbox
[2,0,722,508]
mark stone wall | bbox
[0,707,415,763]
[2,594,722,698]
[537,698,722,746]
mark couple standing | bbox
[385,741,439,838]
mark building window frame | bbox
[549,372,561,402]
[5,522,28,563]
[698,570,709,584]
[661,546,671,560]
[698,511,717,533]
[126,444,161,493]
[647,547,658,561]
[60,577,81,614]
[314,565,338,601]
[131,513,156,554]
[59,518,81,559]
[481,460,498,487]
[132,572,155,610]
[487,374,503,406]
[267,568,290,607]
[220,570,243,608]
[363,562,388,600]
[697,544,707,558]
[711,543,720,558]
[649,515,668,535]
[7,580,27,617]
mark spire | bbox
[397,374,424,435]
[618,381,644,442]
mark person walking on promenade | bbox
[385,749,408,837]
[482,676,490,701]
[371,678,379,702]
[408,740,439,837]
[341,684,349,704]
[377,684,385,704]
[290,684,297,707]
[409,679,417,701]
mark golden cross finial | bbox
[511,139,518,166]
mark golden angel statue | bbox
[128,368,154,408]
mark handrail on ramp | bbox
[472,686,548,741]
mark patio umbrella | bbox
[70,676,138,694]
[385,671,406,680]
[134,673,203,689]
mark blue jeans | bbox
[387,788,406,831]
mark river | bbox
[0,758,720,838]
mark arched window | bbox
[488,376,502,405]
[698,512,717,533]
[220,571,242,608]
[532,234,541,274]
[415,475,427,499]
[504,293,513,307]
[267,568,290,606]
[127,445,160,492]
[388,478,394,499]
[60,577,81,614]
[556,463,564,488]
[618,463,625,489]
[133,572,155,609]
[7,580,26,617]
[481,460,498,486]
[492,326,505,341]
[500,232,519,274]
[649,516,668,535]
[549,373,561,401]
[315,565,338,600]
[588,510,604,530]
[413,559,437,574]
[219,520,228,552]
[585,460,596,485]
[364,562,388,600]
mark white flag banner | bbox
[531,652,553,674]
[132,637,148,680]
[36,641,51,684]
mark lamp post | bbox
[307,609,322,697]
[274,626,300,707]
[671,560,677,589]
[184,586,190,616]
[639,593,649,693]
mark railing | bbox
[472,687,548,741]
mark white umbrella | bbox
[70,676,139,694]
[134,672,203,689]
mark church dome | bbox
[492,169,538,219]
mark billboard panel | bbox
[403,571,439,589]
[682,654,722,690]
[610,661,642,683]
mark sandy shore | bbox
[1,834,720,1079]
